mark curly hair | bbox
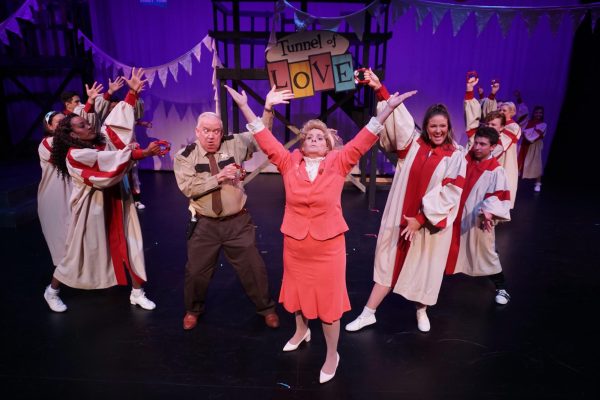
[420,104,455,147]
[298,119,336,152]
[50,114,104,181]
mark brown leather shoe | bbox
[264,312,280,329]
[183,313,198,330]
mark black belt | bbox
[198,208,247,222]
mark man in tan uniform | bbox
[174,97,284,331]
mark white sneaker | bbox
[345,313,376,332]
[495,289,511,305]
[534,183,541,192]
[135,201,146,210]
[44,285,67,312]
[416,309,430,332]
[130,289,156,310]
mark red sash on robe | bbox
[445,153,500,274]
[391,138,456,287]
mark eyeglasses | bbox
[201,127,223,135]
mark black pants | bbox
[489,271,507,290]
[184,211,276,316]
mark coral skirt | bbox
[280,233,350,323]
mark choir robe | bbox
[54,92,148,289]
[37,136,72,266]
[374,97,466,306]
[480,95,520,208]
[518,120,546,179]
[464,90,482,149]
[445,153,511,277]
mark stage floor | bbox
[1,172,598,399]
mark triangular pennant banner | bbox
[191,42,201,62]
[414,3,430,31]
[293,10,313,31]
[591,9,599,32]
[168,62,179,82]
[390,0,410,25]
[347,11,366,41]
[5,18,22,37]
[497,10,516,37]
[319,18,341,32]
[180,53,193,75]
[428,5,447,34]
[121,65,132,79]
[450,8,470,37]
[174,102,188,120]
[474,9,494,36]
[569,9,587,31]
[522,10,540,35]
[547,10,564,35]
[19,5,33,22]
[366,0,381,18]
[145,69,157,88]
[0,30,9,45]
[158,66,169,87]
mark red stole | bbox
[445,153,499,274]
[391,138,456,287]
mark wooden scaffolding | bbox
[210,0,393,208]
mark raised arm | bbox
[365,71,418,154]
[224,85,295,172]
[481,80,500,118]
[464,75,482,146]
[102,68,147,149]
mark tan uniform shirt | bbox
[174,134,259,217]
[174,111,274,218]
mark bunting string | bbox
[0,0,39,46]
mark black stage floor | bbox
[1,171,598,399]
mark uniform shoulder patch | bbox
[181,143,197,157]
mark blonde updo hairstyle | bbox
[298,119,337,153]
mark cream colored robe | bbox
[37,136,72,266]
[464,91,482,150]
[521,121,546,179]
[374,101,466,306]
[446,154,511,277]
[54,96,147,289]
[480,96,520,208]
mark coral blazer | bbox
[254,127,378,241]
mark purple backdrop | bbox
[87,0,579,171]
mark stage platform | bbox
[0,170,597,399]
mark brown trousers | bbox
[184,211,276,316]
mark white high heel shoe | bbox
[282,328,311,352]
[416,309,431,332]
[319,352,340,384]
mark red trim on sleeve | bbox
[105,126,127,150]
[124,91,138,107]
[433,217,447,229]
[42,137,52,152]
[442,175,465,189]
[488,93,496,100]
[466,128,477,138]
[84,102,93,113]
[67,149,130,187]
[103,92,111,100]
[132,149,145,160]
[375,85,390,101]
[415,213,427,226]
[484,190,511,201]
[465,91,474,100]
